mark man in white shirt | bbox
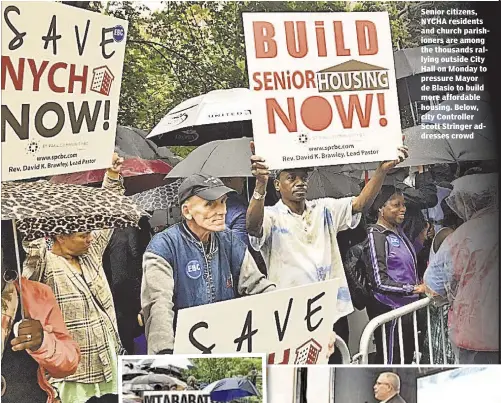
[374,372,407,403]
[246,142,408,325]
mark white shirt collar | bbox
[275,198,314,216]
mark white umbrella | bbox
[147,88,252,146]
[136,358,154,367]
[130,374,188,389]
[122,365,148,376]
[150,357,194,370]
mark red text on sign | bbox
[265,93,388,133]
[1,56,88,94]
[252,20,379,58]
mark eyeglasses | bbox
[375,382,391,387]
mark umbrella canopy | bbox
[123,362,149,377]
[130,384,155,392]
[150,357,194,371]
[122,395,142,403]
[116,125,181,166]
[203,377,259,402]
[401,126,496,167]
[1,181,146,241]
[166,138,379,180]
[393,46,478,114]
[136,359,155,366]
[123,369,149,377]
[166,138,253,178]
[394,46,473,80]
[306,167,362,199]
[130,179,183,211]
[147,89,252,146]
[50,157,172,194]
[420,98,495,162]
[422,98,492,131]
[130,374,187,388]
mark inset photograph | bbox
[120,355,265,403]
[267,366,501,402]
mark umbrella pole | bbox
[405,78,417,126]
[423,165,430,221]
[11,220,25,319]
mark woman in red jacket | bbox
[1,223,81,403]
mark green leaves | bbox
[186,357,262,384]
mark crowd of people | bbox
[1,145,498,402]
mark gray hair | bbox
[380,372,400,392]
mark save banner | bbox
[1,2,128,181]
[174,279,340,365]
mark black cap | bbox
[371,185,401,213]
[178,173,235,205]
[274,167,313,179]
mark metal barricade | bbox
[334,336,351,364]
[351,297,451,365]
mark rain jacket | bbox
[1,278,80,403]
[142,222,276,353]
[424,173,499,351]
[225,193,249,246]
[364,224,419,309]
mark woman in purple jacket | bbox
[364,186,425,364]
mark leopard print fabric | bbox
[2,180,146,241]
[130,179,182,211]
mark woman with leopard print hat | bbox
[22,153,126,403]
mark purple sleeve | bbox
[413,238,425,255]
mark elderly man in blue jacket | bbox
[141,173,276,354]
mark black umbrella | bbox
[115,126,181,166]
[307,167,362,199]
[166,138,378,179]
[393,46,477,125]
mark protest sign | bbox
[1,2,128,181]
[174,279,339,365]
[143,392,212,403]
[243,12,401,169]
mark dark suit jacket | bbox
[102,224,150,353]
[387,394,407,403]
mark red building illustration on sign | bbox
[268,349,290,365]
[91,66,115,96]
[294,339,323,364]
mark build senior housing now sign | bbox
[243,12,402,170]
[1,1,128,181]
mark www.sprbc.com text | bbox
[37,153,78,162]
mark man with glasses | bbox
[246,141,408,356]
[374,373,407,403]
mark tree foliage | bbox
[184,357,262,384]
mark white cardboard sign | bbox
[1,2,128,180]
[174,279,340,365]
[243,12,401,169]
